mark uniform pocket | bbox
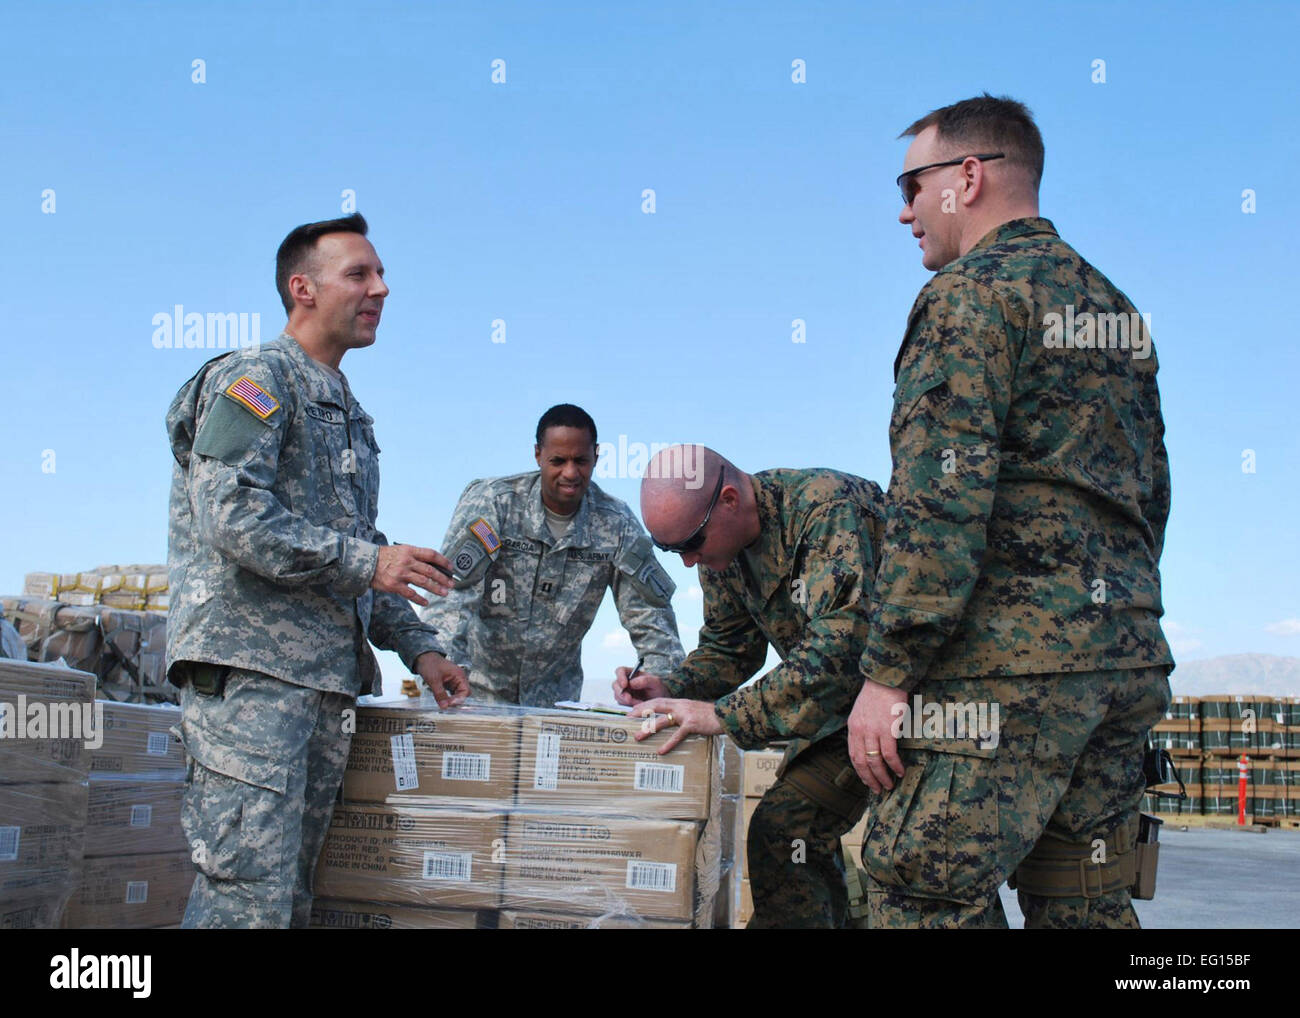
[861,737,1000,901]
[183,764,282,884]
[891,370,948,429]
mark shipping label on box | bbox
[342,702,519,804]
[84,779,187,857]
[0,781,88,898]
[501,812,700,922]
[741,747,785,798]
[63,851,194,929]
[0,660,97,783]
[515,711,713,820]
[310,898,480,930]
[315,804,505,910]
[90,701,184,777]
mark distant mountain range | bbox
[1170,654,1300,697]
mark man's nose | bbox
[371,276,390,298]
[680,552,698,569]
[899,202,915,225]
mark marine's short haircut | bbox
[275,213,369,315]
[536,404,598,449]
[899,94,1045,192]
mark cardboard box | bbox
[741,747,785,798]
[719,735,743,796]
[0,892,68,929]
[515,712,714,820]
[85,780,187,857]
[310,898,480,930]
[501,812,700,921]
[315,803,505,910]
[342,702,518,805]
[90,701,184,777]
[63,851,193,929]
[0,660,97,783]
[497,909,690,929]
[0,781,88,898]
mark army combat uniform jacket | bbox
[665,469,885,750]
[165,333,445,698]
[419,472,684,705]
[863,218,1173,690]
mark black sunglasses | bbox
[896,152,1004,206]
[651,469,726,554]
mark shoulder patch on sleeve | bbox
[225,376,281,419]
[192,389,277,465]
[469,517,501,554]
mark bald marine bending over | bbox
[615,445,885,929]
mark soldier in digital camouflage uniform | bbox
[847,95,1173,929]
[418,404,684,706]
[165,214,468,929]
[620,445,884,928]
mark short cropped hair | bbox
[275,213,369,315]
[900,94,1045,191]
[536,404,598,449]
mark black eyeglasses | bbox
[897,152,1004,206]
[651,469,726,554]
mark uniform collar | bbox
[964,216,1058,257]
[276,331,353,407]
[736,472,787,604]
[523,472,594,549]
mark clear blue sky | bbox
[3,0,1297,699]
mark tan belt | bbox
[1010,814,1141,898]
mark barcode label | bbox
[626,860,677,892]
[422,851,473,882]
[634,762,684,793]
[442,752,491,782]
[146,731,170,756]
[129,804,153,828]
[390,734,419,791]
[533,732,561,791]
[125,881,149,904]
[0,826,19,861]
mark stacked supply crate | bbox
[313,701,724,929]
[63,701,190,928]
[0,660,96,928]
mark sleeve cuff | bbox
[336,537,379,597]
[397,634,448,674]
[715,687,777,750]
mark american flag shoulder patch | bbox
[225,376,280,419]
[469,517,501,554]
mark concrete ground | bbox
[998,825,1300,928]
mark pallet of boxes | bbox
[311,700,725,929]
[1145,694,1300,827]
[0,659,96,928]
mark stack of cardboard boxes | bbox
[64,701,191,928]
[312,700,723,928]
[22,566,169,613]
[1146,694,1300,822]
[0,659,96,928]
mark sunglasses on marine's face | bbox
[651,469,726,555]
[897,152,1004,206]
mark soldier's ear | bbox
[534,443,542,466]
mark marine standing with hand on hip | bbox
[165,213,469,928]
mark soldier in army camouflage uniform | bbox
[847,95,1174,928]
[166,214,468,928]
[418,404,684,706]
[619,445,884,928]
